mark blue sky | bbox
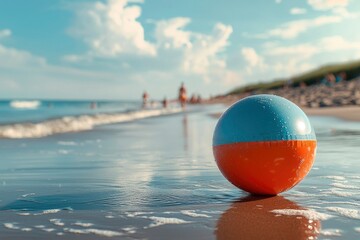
[0,0,360,100]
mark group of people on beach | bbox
[322,72,347,86]
[142,82,202,109]
[284,71,348,90]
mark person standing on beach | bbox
[178,82,187,108]
[142,91,149,108]
[162,96,169,108]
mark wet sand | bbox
[1,105,360,239]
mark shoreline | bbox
[302,106,360,122]
[209,105,360,122]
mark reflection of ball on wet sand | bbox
[215,196,320,240]
[213,95,317,195]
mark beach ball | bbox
[213,94,316,195]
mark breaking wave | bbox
[10,100,41,109]
[0,108,182,139]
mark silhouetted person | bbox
[162,97,169,108]
[142,91,149,108]
[178,82,187,108]
[197,94,202,103]
[190,94,197,104]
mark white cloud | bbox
[290,8,307,15]
[180,23,240,84]
[320,35,360,51]
[0,34,138,99]
[182,23,232,75]
[241,47,266,74]
[0,41,111,79]
[263,43,318,75]
[155,17,192,49]
[273,61,315,76]
[256,15,342,39]
[0,44,46,67]
[239,46,315,81]
[0,7,241,100]
[307,0,348,11]
[63,0,243,93]
[0,44,137,99]
[63,0,236,85]
[258,35,360,78]
[62,54,89,63]
[69,0,156,57]
[266,44,318,59]
[332,7,359,18]
[252,1,357,41]
[67,1,239,86]
[240,46,315,80]
[152,18,239,84]
[241,48,262,67]
[0,29,11,39]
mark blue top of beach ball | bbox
[213,94,316,146]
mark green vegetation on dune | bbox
[228,59,360,95]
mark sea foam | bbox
[50,219,65,226]
[73,221,94,227]
[324,189,354,197]
[10,100,41,109]
[4,223,20,230]
[64,227,122,237]
[180,210,211,218]
[0,108,182,139]
[320,229,342,236]
[326,207,360,220]
[324,176,346,181]
[331,183,359,189]
[34,209,61,215]
[147,216,191,228]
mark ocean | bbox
[0,100,359,239]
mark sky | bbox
[0,0,360,100]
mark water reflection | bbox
[182,114,188,151]
[215,196,320,240]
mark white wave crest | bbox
[180,210,211,218]
[146,216,191,228]
[64,227,122,237]
[326,207,360,220]
[0,108,182,139]
[10,100,41,109]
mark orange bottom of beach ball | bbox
[213,140,317,195]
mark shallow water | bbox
[0,105,359,239]
[0,100,140,124]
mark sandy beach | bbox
[212,106,360,122]
[208,77,360,122]
[303,106,360,122]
